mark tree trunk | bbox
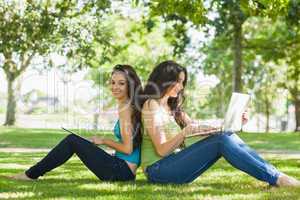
[290,90,300,132]
[295,98,300,132]
[4,76,16,126]
[265,100,270,133]
[256,114,260,132]
[2,53,34,126]
[232,20,243,93]
[288,63,300,132]
[93,112,99,130]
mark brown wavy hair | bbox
[112,64,143,148]
[142,60,188,128]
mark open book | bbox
[186,92,250,138]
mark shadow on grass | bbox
[0,177,257,197]
[1,172,300,200]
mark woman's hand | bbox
[182,123,221,137]
[89,136,105,145]
[242,110,249,125]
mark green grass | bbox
[0,127,112,148]
[0,127,300,200]
[1,127,299,151]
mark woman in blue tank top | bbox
[11,65,142,182]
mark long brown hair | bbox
[142,60,188,128]
[112,64,143,148]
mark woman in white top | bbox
[140,60,300,187]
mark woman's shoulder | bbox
[119,103,133,118]
[142,99,160,111]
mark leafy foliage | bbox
[0,0,111,125]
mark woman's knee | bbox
[65,133,79,143]
[223,131,234,136]
[217,131,235,144]
[218,131,244,145]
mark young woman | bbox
[12,65,143,182]
[141,60,300,187]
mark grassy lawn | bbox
[0,127,300,200]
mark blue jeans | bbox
[26,134,135,181]
[145,132,280,185]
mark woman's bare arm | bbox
[90,106,134,155]
[142,100,187,157]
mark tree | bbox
[281,0,300,131]
[252,61,283,132]
[0,0,110,125]
[142,0,289,93]
[204,0,289,93]
[87,12,177,115]
[242,0,300,131]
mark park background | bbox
[0,0,299,200]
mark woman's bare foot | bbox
[276,173,300,187]
[9,173,34,181]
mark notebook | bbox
[61,127,94,142]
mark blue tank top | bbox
[114,119,141,166]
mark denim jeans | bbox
[145,132,280,185]
[26,134,135,181]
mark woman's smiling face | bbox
[110,71,128,101]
